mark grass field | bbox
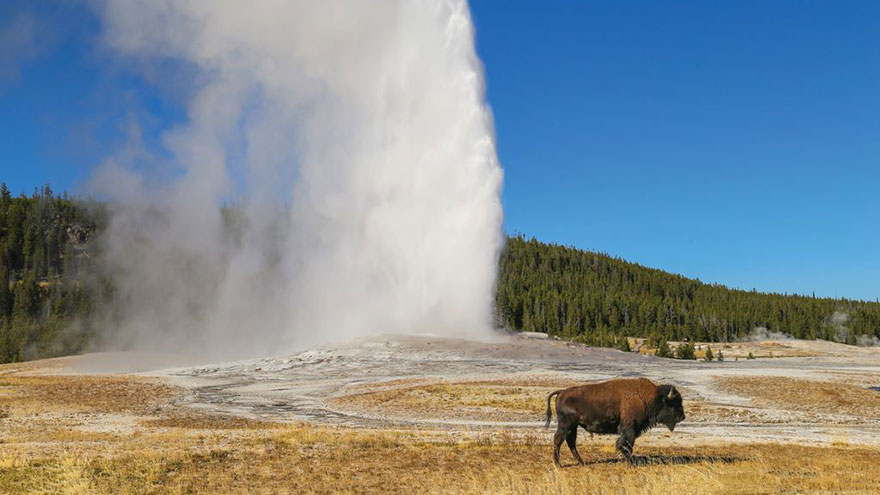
[0,372,878,494]
[716,375,880,419]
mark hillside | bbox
[1,184,878,363]
[495,235,880,346]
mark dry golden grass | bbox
[717,376,880,419]
[0,375,180,414]
[143,413,278,430]
[335,377,589,423]
[0,422,878,495]
[334,382,561,422]
[0,355,74,376]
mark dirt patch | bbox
[716,376,880,420]
[0,375,181,415]
[818,371,880,388]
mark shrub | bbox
[675,342,696,360]
[655,339,672,358]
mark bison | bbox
[544,378,685,465]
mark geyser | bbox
[90,0,503,358]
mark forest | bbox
[495,235,880,346]
[1,184,878,362]
[0,184,107,362]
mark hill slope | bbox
[495,235,880,346]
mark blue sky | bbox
[1,1,879,301]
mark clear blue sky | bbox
[2,1,879,301]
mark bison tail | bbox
[545,390,561,428]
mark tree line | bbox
[0,184,107,362]
[494,235,880,347]
[1,184,878,363]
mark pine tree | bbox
[704,345,714,362]
[655,338,672,358]
[675,342,696,360]
[0,267,12,316]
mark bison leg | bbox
[553,415,577,466]
[565,429,584,465]
[615,427,636,464]
[553,429,566,466]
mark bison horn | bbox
[667,386,676,400]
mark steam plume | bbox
[745,326,792,342]
[828,311,850,343]
[90,0,503,358]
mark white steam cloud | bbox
[746,326,792,342]
[825,311,877,346]
[89,0,503,358]
[828,311,850,343]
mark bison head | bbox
[658,385,686,431]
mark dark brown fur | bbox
[545,378,685,465]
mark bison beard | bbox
[544,378,686,465]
